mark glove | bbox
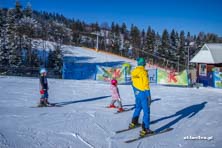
[40,89,45,95]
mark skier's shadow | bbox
[123,98,161,107]
[151,101,207,132]
[52,95,111,106]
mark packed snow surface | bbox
[0,47,222,148]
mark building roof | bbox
[190,43,222,64]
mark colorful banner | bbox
[213,71,222,88]
[95,64,129,83]
[157,69,188,86]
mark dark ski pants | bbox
[41,90,48,99]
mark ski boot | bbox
[45,99,50,105]
[129,117,140,129]
[108,104,116,108]
[118,107,124,112]
[140,128,154,137]
[38,99,47,107]
[140,123,154,136]
[129,123,137,129]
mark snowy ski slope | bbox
[0,46,222,148]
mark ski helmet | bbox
[40,68,47,74]
[137,57,146,66]
[111,79,118,85]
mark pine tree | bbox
[130,24,141,58]
[175,31,180,48]
[30,49,40,67]
[169,29,178,62]
[196,32,205,48]
[14,1,24,55]
[9,8,24,67]
[15,0,23,22]
[115,23,120,35]
[146,26,155,53]
[47,49,54,68]
[71,21,80,45]
[120,22,128,46]
[121,23,127,34]
[95,22,100,32]
[160,29,170,58]
[48,44,63,74]
[0,9,8,66]
[178,30,186,64]
[186,32,191,44]
[24,2,32,18]
[18,16,38,66]
[111,22,115,33]
[1,9,22,67]
[205,33,218,43]
[141,29,145,49]
[170,29,176,48]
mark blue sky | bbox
[1,0,222,36]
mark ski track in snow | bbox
[60,132,95,148]
[94,122,113,135]
[0,132,10,148]
[136,141,142,148]
[86,111,96,118]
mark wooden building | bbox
[190,43,222,87]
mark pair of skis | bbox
[106,106,134,114]
[31,103,62,108]
[115,107,135,114]
[115,124,173,143]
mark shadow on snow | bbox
[151,101,208,132]
[52,95,111,106]
[123,98,161,107]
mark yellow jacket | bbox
[131,66,150,91]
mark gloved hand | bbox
[40,89,44,94]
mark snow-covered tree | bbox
[24,2,32,17]
[159,29,170,58]
[0,9,22,67]
[18,16,38,66]
[178,30,186,64]
[0,9,9,66]
[15,0,23,22]
[146,26,155,53]
[48,44,63,74]
[170,29,177,48]
[7,9,23,67]
[30,49,40,67]
[130,24,141,57]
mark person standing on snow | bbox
[128,58,154,136]
[39,68,50,107]
[108,79,124,112]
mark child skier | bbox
[108,79,124,112]
[39,68,50,107]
